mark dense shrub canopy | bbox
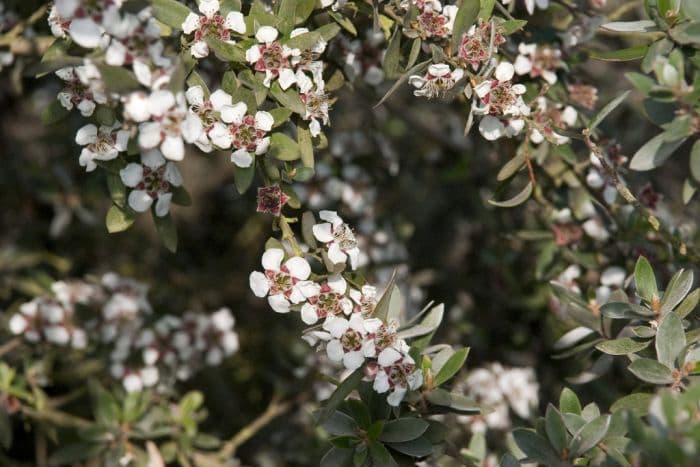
[2,0,700,465]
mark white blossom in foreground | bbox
[208,102,273,167]
[313,210,361,269]
[322,314,382,369]
[75,122,130,171]
[473,62,530,141]
[185,86,234,152]
[246,26,301,89]
[249,248,317,313]
[181,0,246,58]
[409,64,464,99]
[501,0,550,15]
[119,149,183,216]
[301,275,353,325]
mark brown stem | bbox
[217,395,291,460]
[0,337,21,358]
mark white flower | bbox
[248,248,317,313]
[497,367,539,419]
[75,122,130,171]
[56,66,108,117]
[185,86,234,152]
[300,275,353,324]
[409,63,464,99]
[312,210,361,269]
[473,62,530,140]
[207,102,273,167]
[181,0,246,58]
[513,42,563,85]
[136,90,203,160]
[501,0,549,15]
[322,314,382,370]
[119,149,184,216]
[246,26,301,89]
[54,0,124,48]
[372,351,423,406]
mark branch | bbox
[217,395,291,460]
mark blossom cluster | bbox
[45,0,337,221]
[7,274,239,393]
[456,363,539,433]
[249,211,423,406]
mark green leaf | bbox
[488,181,533,208]
[322,411,357,436]
[425,388,480,414]
[656,312,685,367]
[396,303,444,339]
[675,288,699,319]
[373,271,398,322]
[629,132,687,171]
[297,124,314,169]
[171,186,192,206]
[600,302,655,319]
[479,0,497,19]
[634,256,658,302]
[97,65,142,93]
[596,338,651,356]
[690,140,700,182]
[500,19,527,34]
[269,132,300,161]
[601,20,659,32]
[610,393,654,416]
[318,366,365,423]
[285,31,322,50]
[152,0,193,29]
[293,167,315,181]
[270,83,306,115]
[661,269,693,314]
[628,358,674,384]
[41,99,70,125]
[683,0,700,21]
[451,0,480,50]
[106,173,127,208]
[153,214,178,253]
[375,59,431,108]
[383,27,402,79]
[387,436,433,457]
[569,415,610,456]
[105,205,135,233]
[559,387,582,415]
[320,447,353,467]
[380,418,429,443]
[497,151,525,182]
[545,404,568,454]
[369,439,398,467]
[512,429,562,466]
[433,347,469,387]
[206,38,246,62]
[234,160,256,194]
[48,443,105,464]
[588,91,630,131]
[277,0,316,30]
[626,72,656,95]
[670,21,700,45]
[269,107,293,127]
[328,11,357,36]
[589,45,649,61]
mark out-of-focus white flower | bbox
[54,0,124,48]
[529,97,578,145]
[249,248,317,313]
[56,66,108,117]
[514,42,564,85]
[119,149,183,216]
[501,0,549,15]
[75,122,130,171]
[181,0,246,58]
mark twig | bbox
[0,337,21,358]
[22,406,93,429]
[583,130,700,264]
[217,395,291,460]
[279,216,303,256]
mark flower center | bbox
[333,224,357,251]
[230,115,264,151]
[256,42,288,75]
[266,269,294,296]
[340,329,363,351]
[194,15,230,41]
[137,166,170,199]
